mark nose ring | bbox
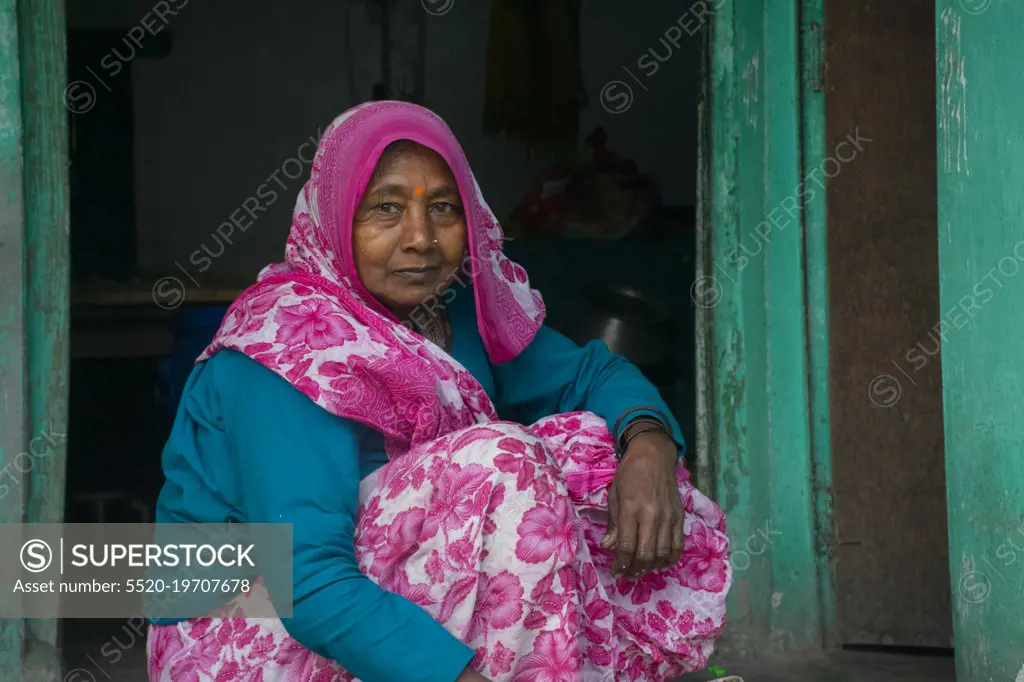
[433,239,439,245]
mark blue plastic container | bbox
[157,305,231,416]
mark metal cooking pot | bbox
[567,282,676,387]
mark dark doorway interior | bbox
[826,0,951,649]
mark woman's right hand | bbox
[456,666,492,682]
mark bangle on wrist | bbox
[616,417,673,460]
[612,406,671,437]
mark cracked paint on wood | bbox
[0,0,26,676]
[0,0,69,675]
[742,53,759,130]
[704,0,825,661]
[760,0,819,652]
[800,0,837,648]
[937,1,1024,679]
[939,8,971,176]
[19,0,70,662]
[695,20,715,497]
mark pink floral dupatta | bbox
[199,101,545,450]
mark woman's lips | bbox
[393,266,440,284]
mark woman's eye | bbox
[432,202,462,214]
[376,202,400,213]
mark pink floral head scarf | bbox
[201,101,546,453]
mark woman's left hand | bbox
[600,430,684,579]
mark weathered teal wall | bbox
[0,0,68,676]
[19,0,69,536]
[0,0,27,676]
[20,0,69,671]
[936,1,1024,679]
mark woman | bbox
[148,102,730,682]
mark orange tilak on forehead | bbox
[414,185,425,196]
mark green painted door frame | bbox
[0,0,69,677]
[0,0,30,672]
[698,0,833,659]
[936,1,1024,680]
[703,0,1023,675]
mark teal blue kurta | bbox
[153,290,683,682]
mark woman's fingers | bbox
[671,517,685,566]
[629,512,660,577]
[654,515,674,570]
[600,525,618,550]
[600,485,619,550]
[612,506,640,577]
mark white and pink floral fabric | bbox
[147,102,731,681]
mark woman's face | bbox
[352,142,467,318]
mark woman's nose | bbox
[399,204,435,251]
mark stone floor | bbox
[58,619,957,682]
[678,650,956,682]
[62,619,150,682]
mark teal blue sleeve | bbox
[492,326,685,453]
[219,352,474,682]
